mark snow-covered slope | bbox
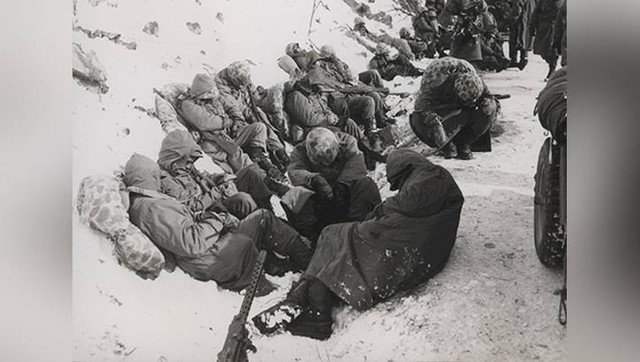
[73,0,566,361]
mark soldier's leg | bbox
[452,97,497,159]
[235,164,273,210]
[178,232,257,290]
[342,118,365,141]
[222,192,258,220]
[346,177,382,222]
[358,69,385,88]
[365,91,393,128]
[237,209,313,272]
[235,122,268,152]
[347,95,376,134]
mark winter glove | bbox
[310,175,333,200]
[228,120,241,138]
[221,213,240,232]
[208,200,229,214]
[333,182,350,209]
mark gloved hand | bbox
[209,200,229,214]
[333,182,350,208]
[228,121,240,138]
[222,213,240,231]
[310,175,333,200]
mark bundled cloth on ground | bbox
[304,149,464,310]
[76,174,165,279]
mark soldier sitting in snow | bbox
[252,149,464,340]
[213,61,290,172]
[400,27,433,59]
[157,129,257,220]
[368,43,423,81]
[284,127,381,242]
[282,77,386,171]
[409,57,498,160]
[178,74,287,210]
[313,45,397,132]
[285,42,321,74]
[477,10,511,72]
[123,153,314,295]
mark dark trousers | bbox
[222,192,257,220]
[237,209,313,272]
[235,164,273,210]
[283,177,381,244]
[447,97,497,150]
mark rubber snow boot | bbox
[441,142,457,159]
[456,144,473,160]
[285,308,333,340]
[256,157,286,183]
[263,173,290,198]
[248,146,267,164]
[252,301,303,335]
[273,148,290,170]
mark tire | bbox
[534,138,565,267]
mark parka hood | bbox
[386,148,435,189]
[157,130,203,171]
[123,153,162,191]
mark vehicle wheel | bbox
[534,138,565,267]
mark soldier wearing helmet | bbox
[285,127,381,241]
[369,43,423,81]
[409,57,498,160]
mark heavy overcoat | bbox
[304,150,464,310]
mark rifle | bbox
[217,249,268,362]
[217,214,271,362]
[190,168,212,193]
[246,85,286,145]
[319,85,411,98]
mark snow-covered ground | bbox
[73,0,566,360]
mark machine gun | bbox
[217,249,268,362]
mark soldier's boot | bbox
[285,307,333,340]
[249,146,286,183]
[441,142,457,159]
[251,277,309,335]
[285,278,336,340]
[456,143,473,160]
[273,148,291,171]
[518,50,529,70]
[263,174,290,198]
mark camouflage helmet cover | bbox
[454,72,484,106]
[305,127,339,167]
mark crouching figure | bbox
[252,148,464,339]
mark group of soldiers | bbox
[384,0,566,78]
[117,0,566,344]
